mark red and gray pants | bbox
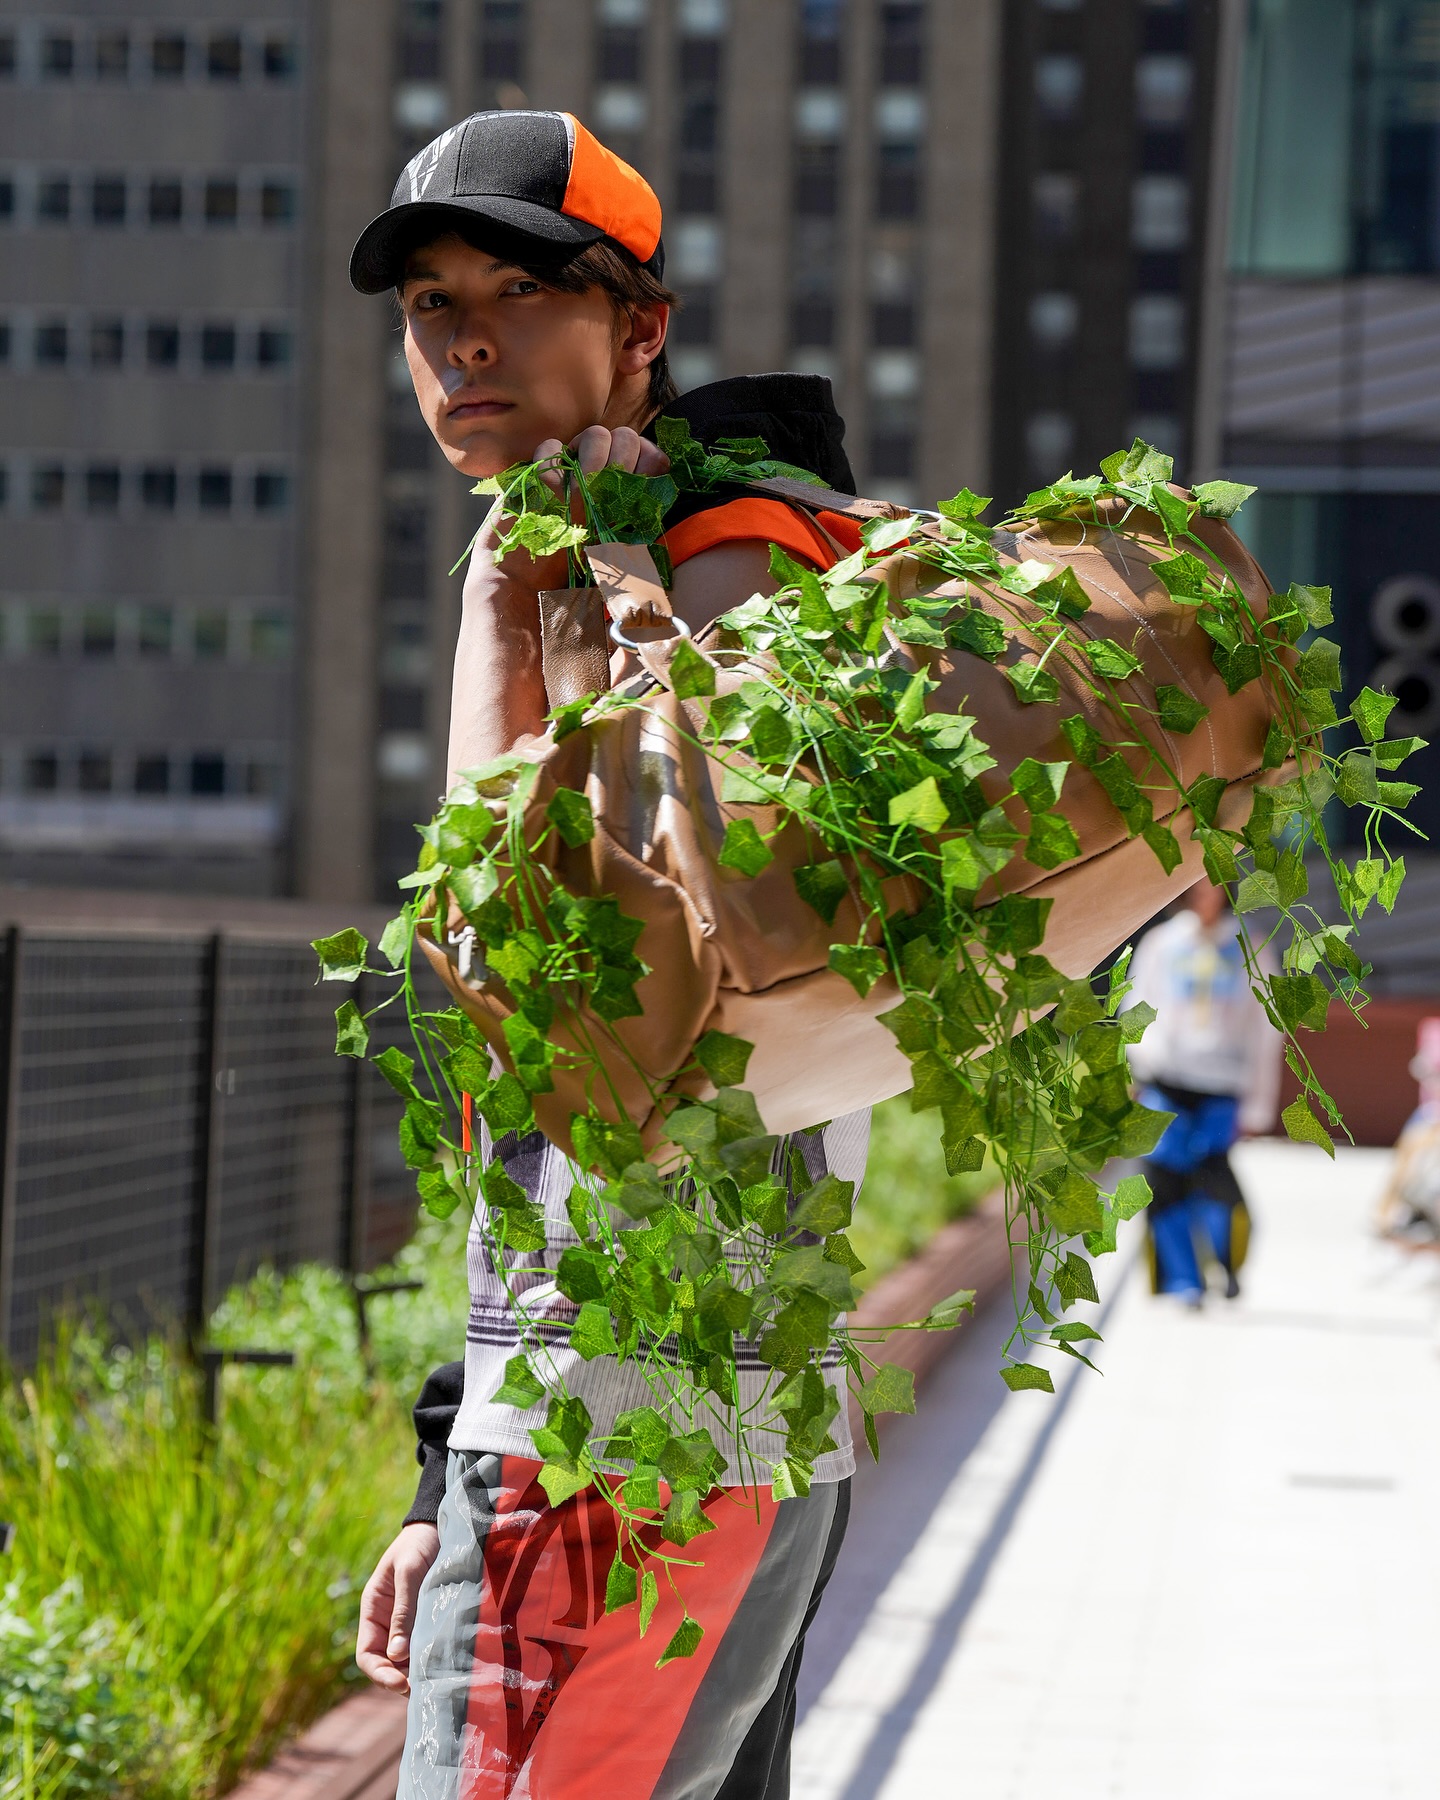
[397,1451,849,1800]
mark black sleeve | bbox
[402,1360,465,1527]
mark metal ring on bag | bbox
[608,614,693,651]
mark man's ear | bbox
[617,301,669,375]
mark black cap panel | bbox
[455,112,572,207]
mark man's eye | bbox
[505,279,544,296]
[415,290,449,310]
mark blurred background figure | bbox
[1127,880,1282,1306]
[1376,1014,1440,1245]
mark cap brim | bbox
[349,197,604,294]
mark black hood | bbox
[646,372,855,495]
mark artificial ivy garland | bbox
[316,431,1420,1665]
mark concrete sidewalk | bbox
[794,1142,1440,1800]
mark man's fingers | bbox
[572,425,614,474]
[386,1554,431,1666]
[533,436,566,493]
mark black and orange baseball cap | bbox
[349,110,664,293]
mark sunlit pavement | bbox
[793,1143,1440,1800]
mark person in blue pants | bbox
[1127,881,1280,1305]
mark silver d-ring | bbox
[609,615,693,651]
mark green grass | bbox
[0,1110,985,1797]
[849,1093,996,1291]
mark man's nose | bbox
[448,308,497,367]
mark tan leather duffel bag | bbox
[420,484,1285,1156]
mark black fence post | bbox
[188,933,229,1343]
[341,971,372,1277]
[0,926,22,1357]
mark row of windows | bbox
[1026,411,1183,482]
[674,290,921,354]
[0,24,298,84]
[1029,292,1189,369]
[3,747,281,799]
[0,603,291,663]
[0,462,292,517]
[1035,53,1193,127]
[1032,172,1189,250]
[590,83,927,144]
[0,316,294,375]
[0,169,298,229]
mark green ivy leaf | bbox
[858,1363,917,1415]
[669,637,717,698]
[717,817,774,877]
[889,775,950,833]
[1380,856,1406,912]
[378,914,410,969]
[794,859,849,925]
[1011,757,1068,811]
[1281,1095,1335,1156]
[1351,685,1398,744]
[416,1168,463,1219]
[694,1029,754,1089]
[638,1568,659,1636]
[947,608,1007,661]
[829,942,887,996]
[1289,582,1334,628]
[1150,551,1211,600]
[312,927,368,982]
[790,1172,856,1236]
[1000,1363,1055,1392]
[1192,479,1257,519]
[1155,685,1209,733]
[1025,812,1081,870]
[1296,637,1342,693]
[1033,565,1092,619]
[1142,822,1183,874]
[1004,660,1062,706]
[926,1288,976,1327]
[1210,641,1264,693]
[657,1615,705,1667]
[570,1300,619,1361]
[334,1000,369,1058]
[375,1046,420,1100]
[939,486,992,522]
[491,1353,546,1409]
[1084,638,1144,680]
[1059,713,1104,766]
[605,1554,638,1613]
[546,787,595,848]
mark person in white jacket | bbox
[1126,880,1282,1303]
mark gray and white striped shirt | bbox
[450,1110,871,1484]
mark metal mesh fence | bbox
[0,927,429,1362]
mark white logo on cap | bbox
[405,124,466,202]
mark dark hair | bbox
[394,230,679,414]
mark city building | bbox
[1203,0,1440,843]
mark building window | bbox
[1136,55,1191,126]
[24,752,59,793]
[598,23,643,80]
[479,0,525,81]
[1035,53,1083,122]
[134,753,170,794]
[250,614,291,660]
[26,611,61,656]
[37,176,71,223]
[260,181,296,224]
[799,0,845,85]
[253,470,290,511]
[869,428,915,480]
[1026,411,1076,478]
[81,608,116,658]
[872,300,916,347]
[31,466,66,511]
[1033,172,1080,242]
[92,176,127,226]
[138,607,172,655]
[85,465,121,511]
[90,319,124,367]
[792,297,835,348]
[77,750,113,793]
[876,142,920,218]
[201,323,236,369]
[205,180,239,225]
[673,288,716,345]
[149,178,183,225]
[208,33,243,80]
[141,466,177,512]
[795,143,840,216]
[263,36,298,79]
[0,32,16,78]
[1129,293,1186,369]
[879,2,922,85]
[1132,174,1189,250]
[146,322,180,368]
[0,178,13,221]
[1029,290,1080,350]
[35,321,69,367]
[95,31,129,79]
[41,33,76,79]
[256,325,292,367]
[198,468,233,512]
[194,612,229,657]
[0,322,9,364]
[190,753,227,796]
[152,32,187,79]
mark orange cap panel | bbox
[561,114,663,263]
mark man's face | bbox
[399,234,653,476]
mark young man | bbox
[348,110,867,1800]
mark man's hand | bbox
[487,424,671,595]
[355,1522,441,1695]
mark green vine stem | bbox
[315,435,1422,1666]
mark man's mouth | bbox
[446,394,515,421]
